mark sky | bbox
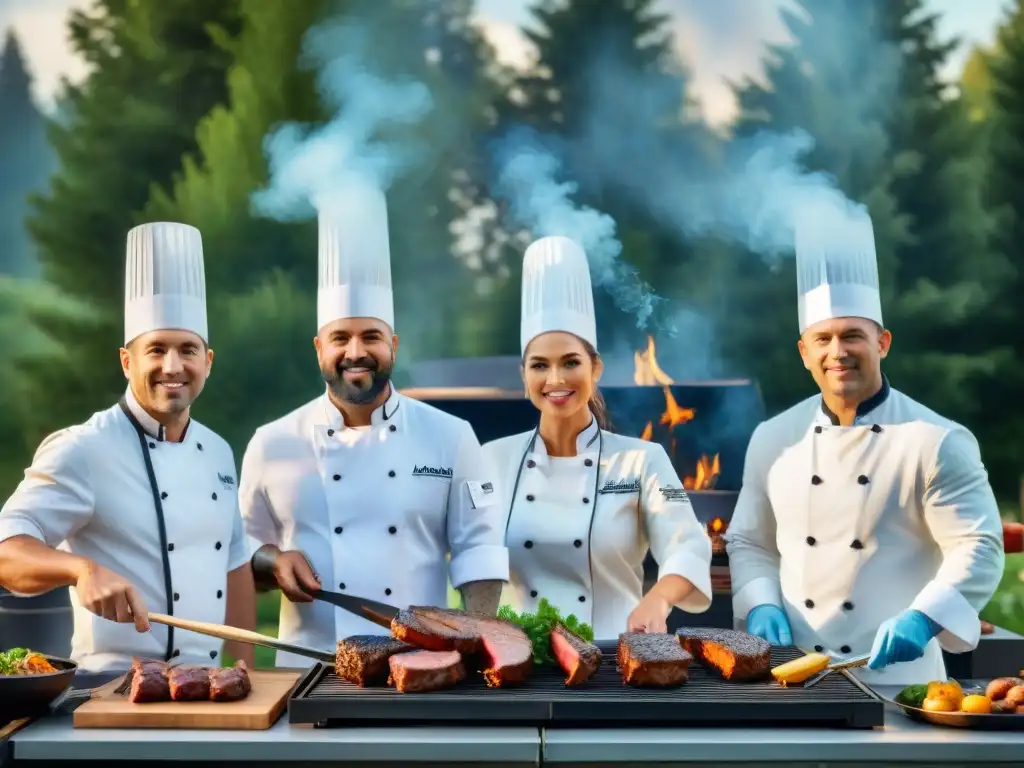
[0,0,1012,126]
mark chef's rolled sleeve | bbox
[643,444,713,614]
[910,426,1005,653]
[0,429,95,549]
[724,422,784,619]
[446,421,509,588]
[238,430,282,550]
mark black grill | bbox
[288,643,884,729]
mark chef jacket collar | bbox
[817,374,891,427]
[321,382,401,431]
[526,415,600,468]
[123,385,190,442]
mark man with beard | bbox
[238,186,509,667]
[0,222,255,673]
[724,203,1004,686]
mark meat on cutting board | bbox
[617,632,693,687]
[391,606,533,687]
[209,662,252,702]
[335,635,414,686]
[129,668,171,703]
[676,627,771,681]
[387,649,466,693]
[167,666,212,701]
[550,623,601,685]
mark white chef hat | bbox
[316,184,394,332]
[795,202,883,334]
[123,222,208,346]
[520,235,597,356]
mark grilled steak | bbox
[167,665,211,701]
[335,635,413,686]
[617,632,692,687]
[387,650,466,693]
[129,669,171,703]
[392,606,533,687]
[676,627,771,682]
[550,623,601,685]
[209,662,252,702]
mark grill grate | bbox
[288,643,884,729]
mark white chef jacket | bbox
[239,386,510,668]
[725,379,1005,686]
[483,418,713,642]
[0,386,251,672]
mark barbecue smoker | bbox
[401,336,765,632]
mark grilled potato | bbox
[985,677,1022,701]
[1003,685,1024,708]
[922,696,958,712]
[960,694,992,714]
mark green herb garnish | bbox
[497,598,595,667]
[897,683,928,708]
[0,648,29,676]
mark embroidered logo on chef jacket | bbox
[598,477,641,494]
[412,464,454,478]
[217,472,236,490]
[658,485,689,502]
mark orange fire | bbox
[634,336,719,489]
[710,517,724,534]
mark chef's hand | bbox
[867,610,941,669]
[74,559,150,632]
[627,593,671,633]
[746,604,792,646]
[273,549,322,603]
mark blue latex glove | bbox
[747,604,792,645]
[868,610,942,669]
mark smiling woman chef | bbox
[725,203,1005,686]
[483,236,713,641]
[0,223,255,672]
[239,185,510,667]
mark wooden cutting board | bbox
[73,670,301,730]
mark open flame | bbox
[710,517,724,534]
[634,336,720,490]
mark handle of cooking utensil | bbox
[148,612,335,663]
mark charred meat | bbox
[550,623,601,685]
[387,650,466,693]
[392,606,533,687]
[676,627,771,682]
[335,635,413,686]
[209,662,252,702]
[617,632,692,688]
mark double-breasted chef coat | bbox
[483,418,713,643]
[0,386,251,673]
[239,386,510,668]
[724,378,1005,686]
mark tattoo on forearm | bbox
[460,579,503,615]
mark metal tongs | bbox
[802,653,871,688]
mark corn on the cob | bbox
[771,652,830,686]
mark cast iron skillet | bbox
[0,655,78,724]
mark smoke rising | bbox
[250,18,433,221]
[490,126,669,331]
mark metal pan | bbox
[0,654,78,723]
[890,689,1024,730]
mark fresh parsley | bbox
[0,648,29,676]
[497,598,595,667]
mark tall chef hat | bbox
[124,222,208,346]
[316,183,394,332]
[795,201,883,334]
[520,235,597,356]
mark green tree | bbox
[21,0,242,437]
[0,30,54,278]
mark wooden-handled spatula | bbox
[148,613,335,664]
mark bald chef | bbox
[0,222,256,672]
[725,203,1005,685]
[239,185,510,667]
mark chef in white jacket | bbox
[0,222,255,673]
[483,236,713,642]
[239,185,510,668]
[725,203,1005,686]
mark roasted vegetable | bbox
[897,683,929,708]
[770,652,830,686]
[497,599,594,667]
[0,648,56,676]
